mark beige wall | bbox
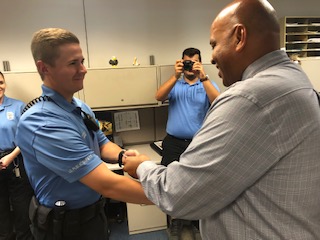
[1,0,320,71]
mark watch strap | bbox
[118,150,126,167]
[200,74,209,82]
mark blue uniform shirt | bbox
[16,85,109,209]
[166,77,220,139]
[0,96,24,151]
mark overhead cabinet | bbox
[80,66,158,110]
[4,65,225,109]
[4,71,42,103]
[280,16,320,58]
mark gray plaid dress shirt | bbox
[138,50,320,239]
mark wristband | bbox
[118,150,126,167]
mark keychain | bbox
[13,159,21,178]
[14,166,21,178]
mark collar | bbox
[0,96,12,111]
[242,50,289,81]
[180,77,201,86]
[41,85,80,113]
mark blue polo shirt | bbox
[0,96,24,151]
[167,77,220,139]
[16,85,109,209]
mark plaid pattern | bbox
[138,51,320,240]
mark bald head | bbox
[216,0,279,48]
[233,0,279,35]
[209,0,280,86]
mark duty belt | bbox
[168,134,192,142]
[29,196,106,238]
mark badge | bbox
[7,111,14,120]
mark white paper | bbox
[114,110,140,132]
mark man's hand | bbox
[122,154,150,179]
[0,155,14,170]
[174,59,184,79]
[125,149,139,157]
[192,61,206,79]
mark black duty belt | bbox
[168,134,192,143]
[63,198,106,224]
[30,196,106,232]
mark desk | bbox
[110,143,167,235]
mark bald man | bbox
[123,1,320,239]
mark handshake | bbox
[118,149,151,179]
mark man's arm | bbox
[155,59,183,102]
[201,79,220,104]
[100,141,140,165]
[122,154,151,179]
[123,96,278,220]
[193,61,220,104]
[0,147,21,170]
[100,141,123,164]
[80,162,153,205]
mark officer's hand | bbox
[0,155,13,170]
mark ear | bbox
[36,60,49,76]
[234,24,246,51]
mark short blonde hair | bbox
[31,28,79,66]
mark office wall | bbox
[1,0,320,71]
[0,0,88,71]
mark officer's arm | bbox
[79,163,153,205]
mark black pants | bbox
[31,200,109,240]
[0,156,34,240]
[161,134,191,167]
[161,135,200,230]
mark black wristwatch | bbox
[118,150,126,167]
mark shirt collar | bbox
[180,76,201,86]
[41,85,79,113]
[242,50,289,81]
[0,96,12,111]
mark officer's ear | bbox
[36,60,49,76]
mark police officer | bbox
[16,28,152,240]
[0,71,34,240]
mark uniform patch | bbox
[6,111,14,120]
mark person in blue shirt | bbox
[155,48,220,240]
[15,28,151,240]
[0,71,34,240]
